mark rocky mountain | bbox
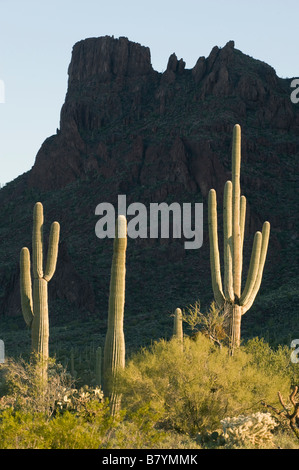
[0,36,298,353]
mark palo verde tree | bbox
[208,124,270,354]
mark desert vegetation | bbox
[0,335,298,449]
[0,125,298,449]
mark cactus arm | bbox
[20,247,34,327]
[232,124,242,298]
[239,195,246,277]
[44,221,60,282]
[240,195,246,249]
[208,189,225,308]
[242,221,270,314]
[223,181,234,302]
[239,231,262,307]
[32,202,44,279]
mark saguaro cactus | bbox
[208,124,270,353]
[103,215,127,414]
[20,202,60,361]
[0,339,4,364]
[173,308,183,342]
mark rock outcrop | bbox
[28,36,299,195]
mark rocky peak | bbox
[160,53,186,84]
[67,35,154,84]
[27,36,299,192]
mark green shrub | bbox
[0,355,74,417]
[119,335,293,435]
[0,409,49,449]
[0,404,114,449]
[0,339,297,449]
[243,337,299,384]
[0,355,115,449]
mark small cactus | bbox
[221,412,277,447]
[173,308,183,343]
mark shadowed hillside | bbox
[0,36,298,357]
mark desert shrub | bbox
[182,301,229,347]
[0,339,296,449]
[0,401,202,449]
[0,355,199,449]
[0,356,116,449]
[243,337,299,384]
[0,355,74,417]
[46,403,114,449]
[0,404,114,449]
[0,409,49,449]
[103,405,202,449]
[119,335,293,435]
[102,404,167,449]
[272,429,299,449]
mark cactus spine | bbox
[208,124,270,354]
[20,202,60,361]
[103,215,127,414]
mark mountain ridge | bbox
[0,36,298,354]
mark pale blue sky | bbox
[0,0,298,185]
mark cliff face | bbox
[1,36,299,346]
[28,36,157,190]
[28,36,299,197]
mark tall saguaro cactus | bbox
[103,215,127,414]
[20,202,60,361]
[208,124,270,354]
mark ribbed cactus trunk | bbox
[20,202,60,374]
[103,215,127,415]
[229,305,242,352]
[32,278,49,358]
[173,308,183,341]
[208,124,270,354]
[172,307,183,352]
